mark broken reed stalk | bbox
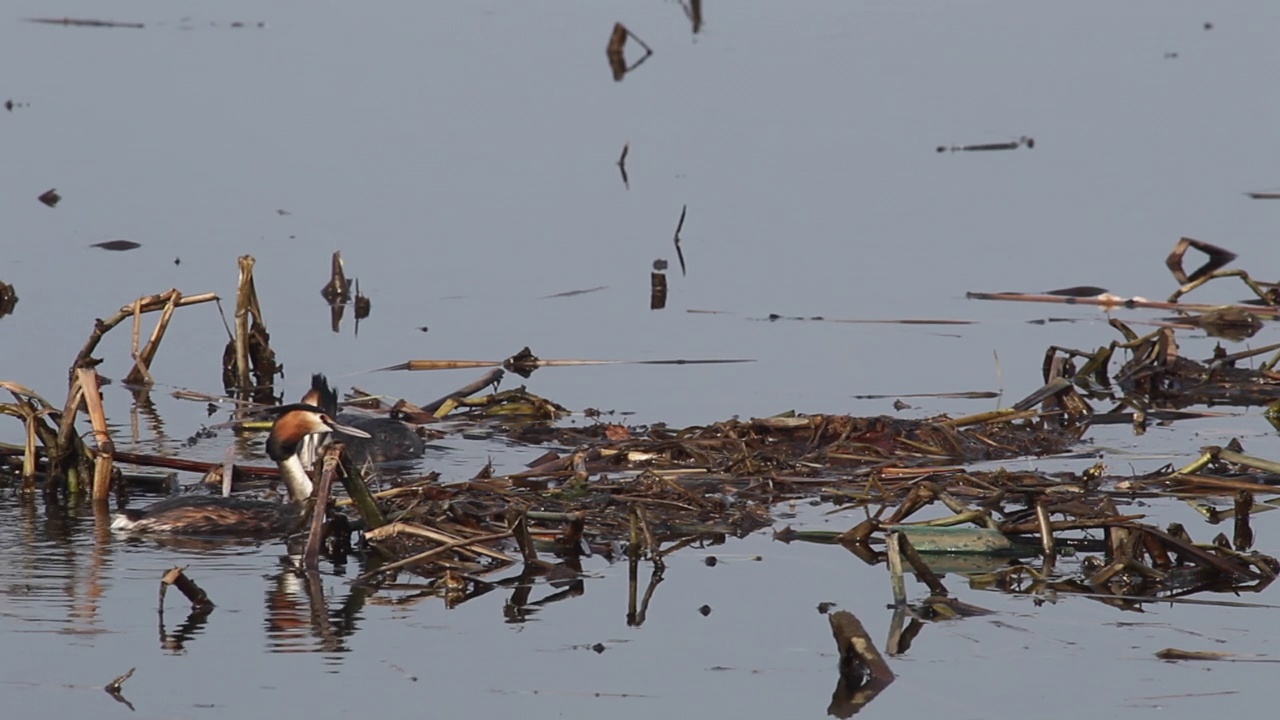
[50,372,90,493]
[71,290,219,375]
[339,454,386,530]
[828,610,895,683]
[124,289,182,386]
[894,533,948,596]
[353,529,514,584]
[76,369,114,502]
[1035,500,1056,572]
[885,531,907,606]
[232,256,257,391]
[304,445,343,571]
[160,566,214,611]
[421,368,505,415]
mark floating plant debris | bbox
[92,240,142,251]
[937,136,1034,153]
[617,142,630,189]
[37,188,60,207]
[25,16,145,29]
[605,22,654,82]
[541,286,608,299]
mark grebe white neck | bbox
[278,453,314,503]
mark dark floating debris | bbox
[1164,52,1179,59]
[320,250,352,304]
[378,346,755,379]
[673,204,688,276]
[103,667,136,711]
[1045,286,1109,298]
[5,99,30,112]
[617,142,630,189]
[854,390,1000,400]
[606,22,654,81]
[937,136,1035,153]
[37,188,60,207]
[1166,236,1237,286]
[1204,22,1213,30]
[650,267,668,310]
[698,604,712,616]
[25,16,145,29]
[1244,191,1280,200]
[0,280,17,319]
[541,286,608,299]
[681,0,704,34]
[92,239,142,252]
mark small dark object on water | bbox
[1204,22,1213,30]
[617,142,630,189]
[38,188,60,207]
[0,280,18,319]
[1164,52,1179,59]
[653,258,668,271]
[592,643,607,654]
[704,555,718,567]
[93,240,142,251]
[4,99,11,112]
[893,399,912,411]
[698,604,712,616]
[103,667,136,711]
[1045,285,1109,298]
[818,602,837,614]
[673,204,688,276]
[417,326,430,333]
[25,16,145,29]
[276,208,291,216]
[938,136,1034,153]
[174,257,181,265]
[650,271,668,310]
[354,287,371,320]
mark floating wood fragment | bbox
[827,610,894,716]
[650,270,668,310]
[160,566,214,611]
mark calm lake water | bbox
[3,1,1280,718]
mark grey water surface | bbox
[3,1,1280,718]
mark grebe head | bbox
[266,405,371,463]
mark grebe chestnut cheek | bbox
[110,406,370,536]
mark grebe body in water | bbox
[111,406,370,536]
[300,374,425,466]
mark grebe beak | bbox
[326,419,371,439]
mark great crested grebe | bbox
[111,405,371,536]
[299,374,425,466]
